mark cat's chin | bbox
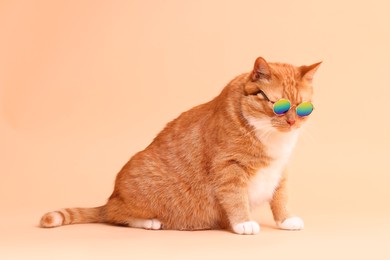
[275,125,300,133]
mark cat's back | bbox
[117,78,249,183]
[118,97,218,179]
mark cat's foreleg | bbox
[270,174,304,230]
[215,164,260,235]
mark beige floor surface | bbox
[1,208,389,260]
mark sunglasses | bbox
[256,90,314,117]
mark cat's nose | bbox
[287,119,296,126]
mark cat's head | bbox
[242,57,321,133]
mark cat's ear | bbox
[300,62,322,83]
[251,57,271,81]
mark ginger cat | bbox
[40,57,321,235]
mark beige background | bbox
[1,0,389,259]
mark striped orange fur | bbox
[40,57,320,234]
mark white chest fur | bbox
[246,118,299,208]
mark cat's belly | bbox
[248,161,285,208]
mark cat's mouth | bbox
[273,123,299,133]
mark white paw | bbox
[232,221,260,235]
[143,219,162,230]
[277,216,304,230]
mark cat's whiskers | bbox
[257,125,275,143]
[261,128,275,144]
[243,120,272,139]
[299,126,316,144]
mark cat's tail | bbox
[39,206,106,228]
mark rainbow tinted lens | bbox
[296,102,314,117]
[273,99,291,115]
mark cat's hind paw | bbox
[232,221,260,235]
[129,218,162,230]
[277,216,304,230]
[143,219,162,230]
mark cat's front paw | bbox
[232,221,260,235]
[277,216,304,230]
